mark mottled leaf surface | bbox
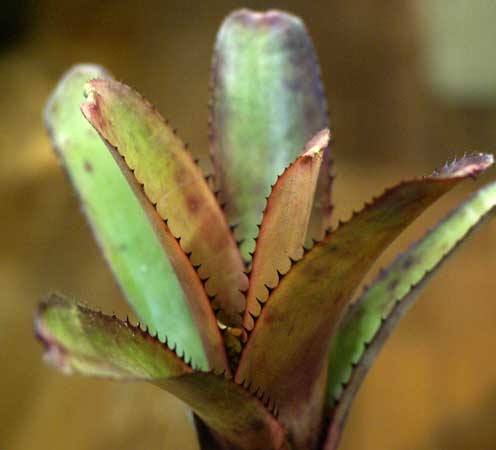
[324,180,496,450]
[159,373,286,450]
[244,129,329,331]
[35,293,193,378]
[36,294,285,450]
[236,154,493,449]
[82,79,248,328]
[210,9,331,260]
[103,128,229,372]
[325,183,496,450]
[45,65,214,369]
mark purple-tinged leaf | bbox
[210,9,331,261]
[82,79,248,330]
[244,129,329,331]
[323,180,496,450]
[236,154,493,449]
[35,294,286,450]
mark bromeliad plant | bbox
[36,8,496,450]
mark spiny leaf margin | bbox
[244,129,330,331]
[35,293,194,378]
[35,294,286,450]
[44,64,214,370]
[235,153,493,449]
[323,179,496,450]
[81,78,248,329]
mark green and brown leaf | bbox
[36,294,285,450]
[323,179,496,450]
[82,79,248,329]
[44,65,221,371]
[236,153,493,448]
[210,9,331,261]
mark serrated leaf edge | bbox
[35,293,198,372]
[323,191,496,450]
[83,80,247,330]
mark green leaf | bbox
[210,9,331,261]
[235,154,493,449]
[35,293,193,378]
[244,129,329,331]
[82,79,248,329]
[324,180,496,450]
[45,65,217,370]
[35,294,285,450]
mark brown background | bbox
[1,1,496,449]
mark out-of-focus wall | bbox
[1,1,495,449]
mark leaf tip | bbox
[302,128,330,158]
[34,294,73,374]
[432,152,494,179]
[223,8,304,29]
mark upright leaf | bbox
[324,180,496,450]
[235,154,493,449]
[82,79,248,328]
[36,294,286,450]
[210,9,331,260]
[45,65,218,370]
[244,129,329,331]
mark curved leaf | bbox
[235,154,493,448]
[159,373,286,450]
[82,79,248,329]
[193,415,227,450]
[35,293,193,378]
[323,180,496,450]
[44,65,217,370]
[210,9,331,260]
[103,126,229,372]
[244,129,329,331]
[35,294,285,450]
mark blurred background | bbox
[1,0,496,449]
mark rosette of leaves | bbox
[36,9,496,450]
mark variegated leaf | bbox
[45,65,220,370]
[323,180,496,450]
[236,154,493,449]
[35,294,285,450]
[81,79,248,329]
[210,9,331,261]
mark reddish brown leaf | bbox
[99,138,230,372]
[323,180,496,450]
[160,372,286,450]
[82,79,248,329]
[36,294,286,450]
[236,154,493,449]
[244,129,329,331]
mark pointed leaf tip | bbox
[432,152,493,178]
[237,156,493,449]
[82,78,248,332]
[211,8,331,261]
[303,128,330,157]
[45,65,225,371]
[244,129,328,331]
[324,180,496,450]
